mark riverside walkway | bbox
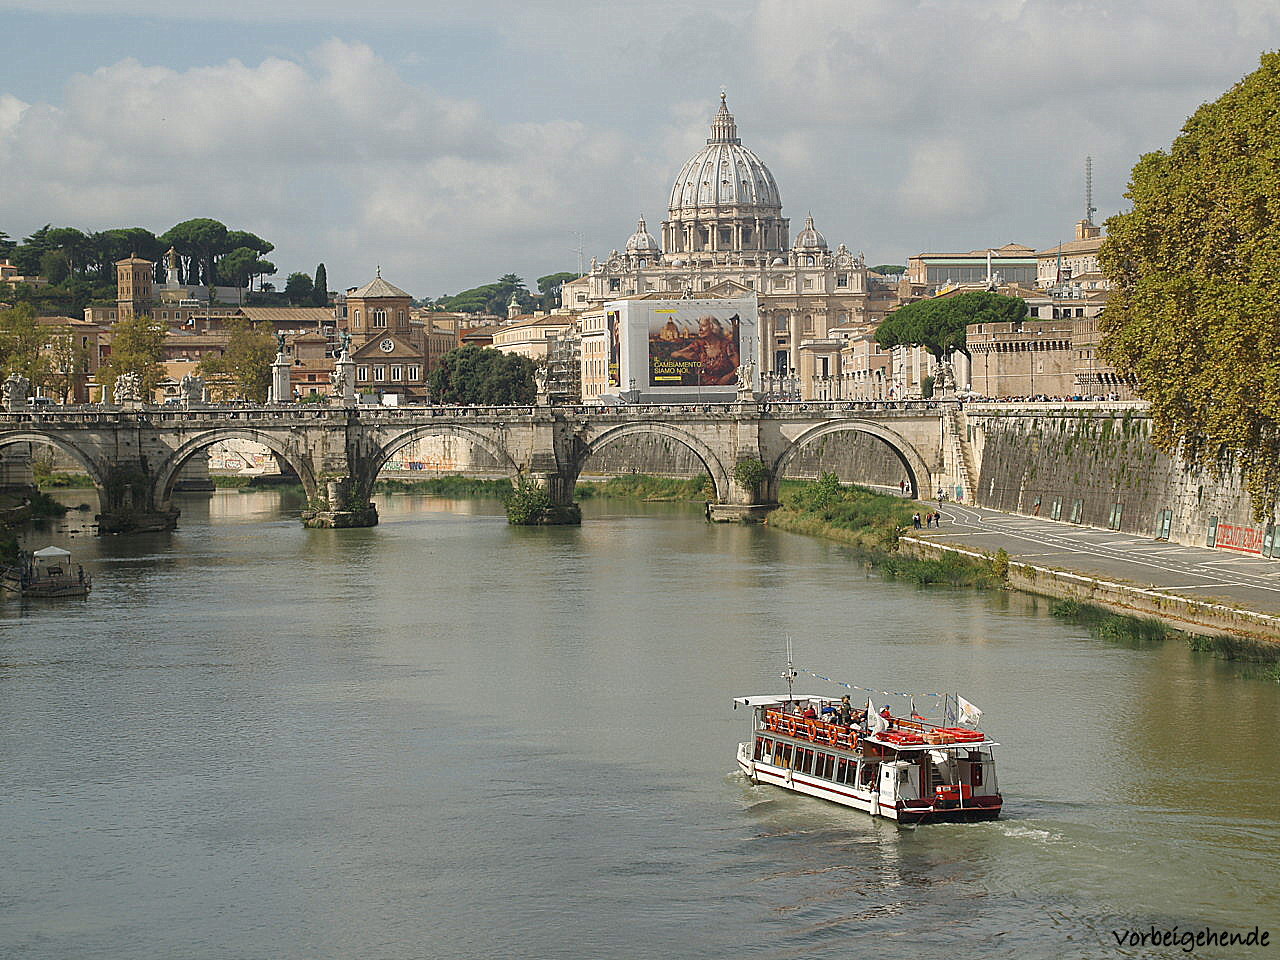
[916,501,1280,628]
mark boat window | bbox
[780,744,792,768]
[754,738,764,761]
[818,753,834,780]
[972,763,984,787]
[836,758,849,784]
[798,748,813,774]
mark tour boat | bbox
[0,546,92,599]
[732,693,1002,823]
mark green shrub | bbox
[505,475,551,525]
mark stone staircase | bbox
[945,407,980,502]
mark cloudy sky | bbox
[1,1,1277,298]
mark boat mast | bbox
[782,637,797,703]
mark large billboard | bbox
[647,305,742,387]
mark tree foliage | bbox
[198,317,276,400]
[428,345,536,405]
[1098,53,1280,519]
[871,264,906,275]
[0,303,51,385]
[434,275,536,315]
[100,313,166,396]
[284,271,314,306]
[312,263,329,306]
[536,271,578,309]
[875,291,1026,359]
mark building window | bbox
[374,366,385,381]
[609,278,620,292]
[719,229,731,245]
[357,366,368,381]
[576,293,586,303]
[373,309,387,328]
[390,365,402,381]
[837,274,848,287]
[407,365,420,381]
[353,309,361,327]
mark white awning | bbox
[32,547,71,559]
[732,695,825,708]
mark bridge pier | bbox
[99,464,179,535]
[301,476,378,529]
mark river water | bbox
[2,490,1278,960]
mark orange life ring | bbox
[784,717,795,736]
[807,721,817,741]
[767,715,779,732]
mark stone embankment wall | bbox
[964,404,1268,551]
[900,536,1280,641]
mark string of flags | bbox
[795,667,946,701]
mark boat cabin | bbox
[732,694,1001,823]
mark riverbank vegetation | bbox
[767,474,1002,587]
[375,476,513,497]
[575,474,711,501]
[1050,598,1280,679]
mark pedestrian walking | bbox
[912,512,921,529]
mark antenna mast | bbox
[782,638,797,702]
[571,232,585,277]
[1085,156,1096,224]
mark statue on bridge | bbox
[179,374,205,404]
[112,372,142,405]
[2,373,30,409]
[329,364,348,393]
[735,358,757,401]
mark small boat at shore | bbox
[732,689,1002,823]
[1,546,92,598]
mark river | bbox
[2,489,1277,959]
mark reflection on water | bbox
[1,489,1277,959]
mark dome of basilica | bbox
[625,217,662,255]
[792,214,828,251]
[667,94,782,216]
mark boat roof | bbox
[732,695,826,707]
[867,735,1000,751]
[32,546,71,559]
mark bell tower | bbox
[115,254,155,320]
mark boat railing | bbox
[760,709,859,750]
[760,707,986,748]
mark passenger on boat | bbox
[879,705,893,721]
[837,695,853,725]
[802,704,818,721]
[820,704,837,720]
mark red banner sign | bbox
[1215,522,1264,554]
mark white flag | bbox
[869,700,889,734]
[958,695,983,728]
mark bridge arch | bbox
[574,421,732,500]
[362,424,522,498]
[771,419,932,500]
[153,428,317,507]
[0,430,109,490]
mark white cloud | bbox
[2,0,1279,286]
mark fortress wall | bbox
[966,405,1270,551]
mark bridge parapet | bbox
[0,399,967,533]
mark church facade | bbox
[561,96,895,395]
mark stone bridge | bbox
[0,400,965,532]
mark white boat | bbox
[732,694,1002,823]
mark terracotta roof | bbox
[241,307,334,326]
[348,275,411,299]
[1037,237,1105,257]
